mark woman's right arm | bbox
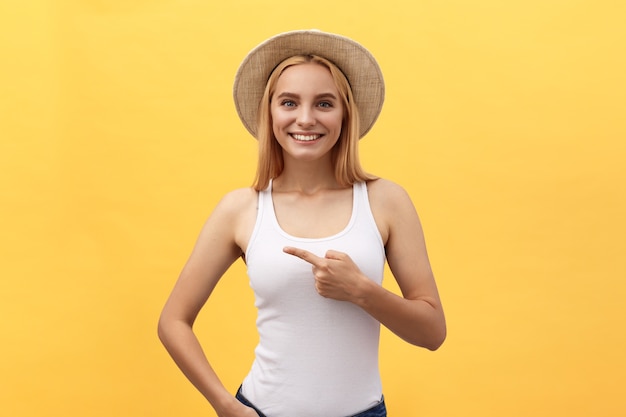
[157,189,258,417]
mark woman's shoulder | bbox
[366,178,413,205]
[365,178,418,241]
[213,187,258,251]
[208,187,258,244]
[222,186,258,202]
[213,187,258,216]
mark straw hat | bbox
[233,29,385,139]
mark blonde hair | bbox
[252,55,376,191]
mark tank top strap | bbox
[245,181,272,261]
[354,181,371,219]
[354,181,365,205]
[258,179,272,212]
[354,181,385,250]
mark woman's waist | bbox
[241,369,383,417]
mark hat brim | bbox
[233,30,385,139]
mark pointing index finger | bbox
[283,246,323,266]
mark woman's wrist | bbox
[213,393,241,416]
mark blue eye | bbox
[281,100,296,107]
[318,101,332,108]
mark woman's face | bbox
[270,63,344,163]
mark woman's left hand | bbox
[283,246,368,302]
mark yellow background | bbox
[1,1,625,416]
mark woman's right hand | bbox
[233,405,260,417]
[237,406,260,417]
[217,400,260,417]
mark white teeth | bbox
[292,134,320,141]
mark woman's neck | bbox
[274,156,342,194]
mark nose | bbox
[296,107,315,127]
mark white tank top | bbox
[242,181,386,417]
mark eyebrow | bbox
[275,92,338,100]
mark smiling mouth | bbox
[290,133,322,142]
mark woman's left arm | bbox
[283,180,446,350]
[363,179,446,350]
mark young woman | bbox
[158,30,446,417]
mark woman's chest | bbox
[272,189,353,239]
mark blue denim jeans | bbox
[235,385,387,417]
